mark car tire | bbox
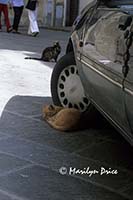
[51,52,91,112]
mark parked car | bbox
[51,0,133,145]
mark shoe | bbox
[31,32,39,37]
[0,29,2,32]
[12,29,21,34]
[7,27,13,33]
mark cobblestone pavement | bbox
[0,27,133,200]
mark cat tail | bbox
[25,57,42,60]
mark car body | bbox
[51,0,133,145]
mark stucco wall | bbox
[9,0,44,26]
[7,0,93,27]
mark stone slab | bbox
[0,110,108,153]
[0,136,131,195]
[0,152,31,176]
[0,165,128,200]
[77,140,133,172]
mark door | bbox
[66,0,79,26]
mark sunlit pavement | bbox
[0,27,133,200]
[0,27,69,115]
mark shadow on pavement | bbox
[0,28,69,57]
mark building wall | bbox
[8,0,44,26]
[44,0,65,27]
[8,0,93,27]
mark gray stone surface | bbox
[0,165,129,200]
[0,96,111,153]
[0,27,69,55]
[0,192,14,200]
[121,184,133,198]
[0,111,107,153]
[4,95,52,117]
[0,96,132,199]
[77,140,133,172]
[0,152,31,175]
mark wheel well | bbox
[66,38,74,54]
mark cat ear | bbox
[49,105,54,110]
[54,41,59,45]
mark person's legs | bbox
[13,6,23,31]
[27,8,39,35]
[27,9,32,34]
[33,8,39,33]
[2,4,11,32]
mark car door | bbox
[79,9,131,136]
[124,47,133,137]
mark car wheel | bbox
[51,52,90,112]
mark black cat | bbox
[25,41,61,62]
